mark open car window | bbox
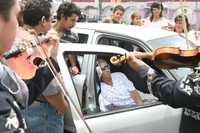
[63,51,159,117]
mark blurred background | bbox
[51,0,200,30]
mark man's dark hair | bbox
[56,2,81,21]
[0,0,15,21]
[113,5,125,14]
[23,0,51,27]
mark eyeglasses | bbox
[101,64,110,71]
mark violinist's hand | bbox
[44,29,59,46]
[42,29,59,57]
[127,51,147,71]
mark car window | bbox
[96,36,161,109]
[96,54,158,113]
[63,52,86,107]
[77,33,89,43]
[63,51,158,116]
[98,36,141,51]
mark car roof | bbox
[74,22,177,41]
[59,43,128,55]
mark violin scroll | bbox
[110,55,127,65]
[110,52,153,65]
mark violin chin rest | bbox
[33,57,43,66]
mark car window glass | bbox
[63,51,158,116]
[96,54,158,113]
[77,33,89,43]
[97,36,159,101]
[98,36,141,52]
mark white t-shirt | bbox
[100,72,136,106]
[144,17,170,29]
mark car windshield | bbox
[147,35,195,80]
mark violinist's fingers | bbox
[127,51,144,64]
[132,51,143,60]
[48,43,59,58]
[127,52,147,71]
[46,29,59,40]
[40,29,59,47]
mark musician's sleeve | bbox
[137,65,200,108]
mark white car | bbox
[57,23,195,133]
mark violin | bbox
[4,28,93,132]
[4,28,50,79]
[110,46,200,69]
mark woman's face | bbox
[132,14,142,26]
[175,20,184,33]
[152,8,162,18]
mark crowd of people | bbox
[102,2,200,45]
[0,0,200,133]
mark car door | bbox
[57,43,182,133]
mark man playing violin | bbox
[126,51,200,133]
[21,0,68,133]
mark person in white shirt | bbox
[144,2,170,29]
[97,59,143,111]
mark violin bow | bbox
[34,34,93,133]
[180,0,190,49]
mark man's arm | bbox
[68,54,79,75]
[45,93,68,115]
[42,77,68,115]
[130,90,143,106]
[127,52,200,108]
